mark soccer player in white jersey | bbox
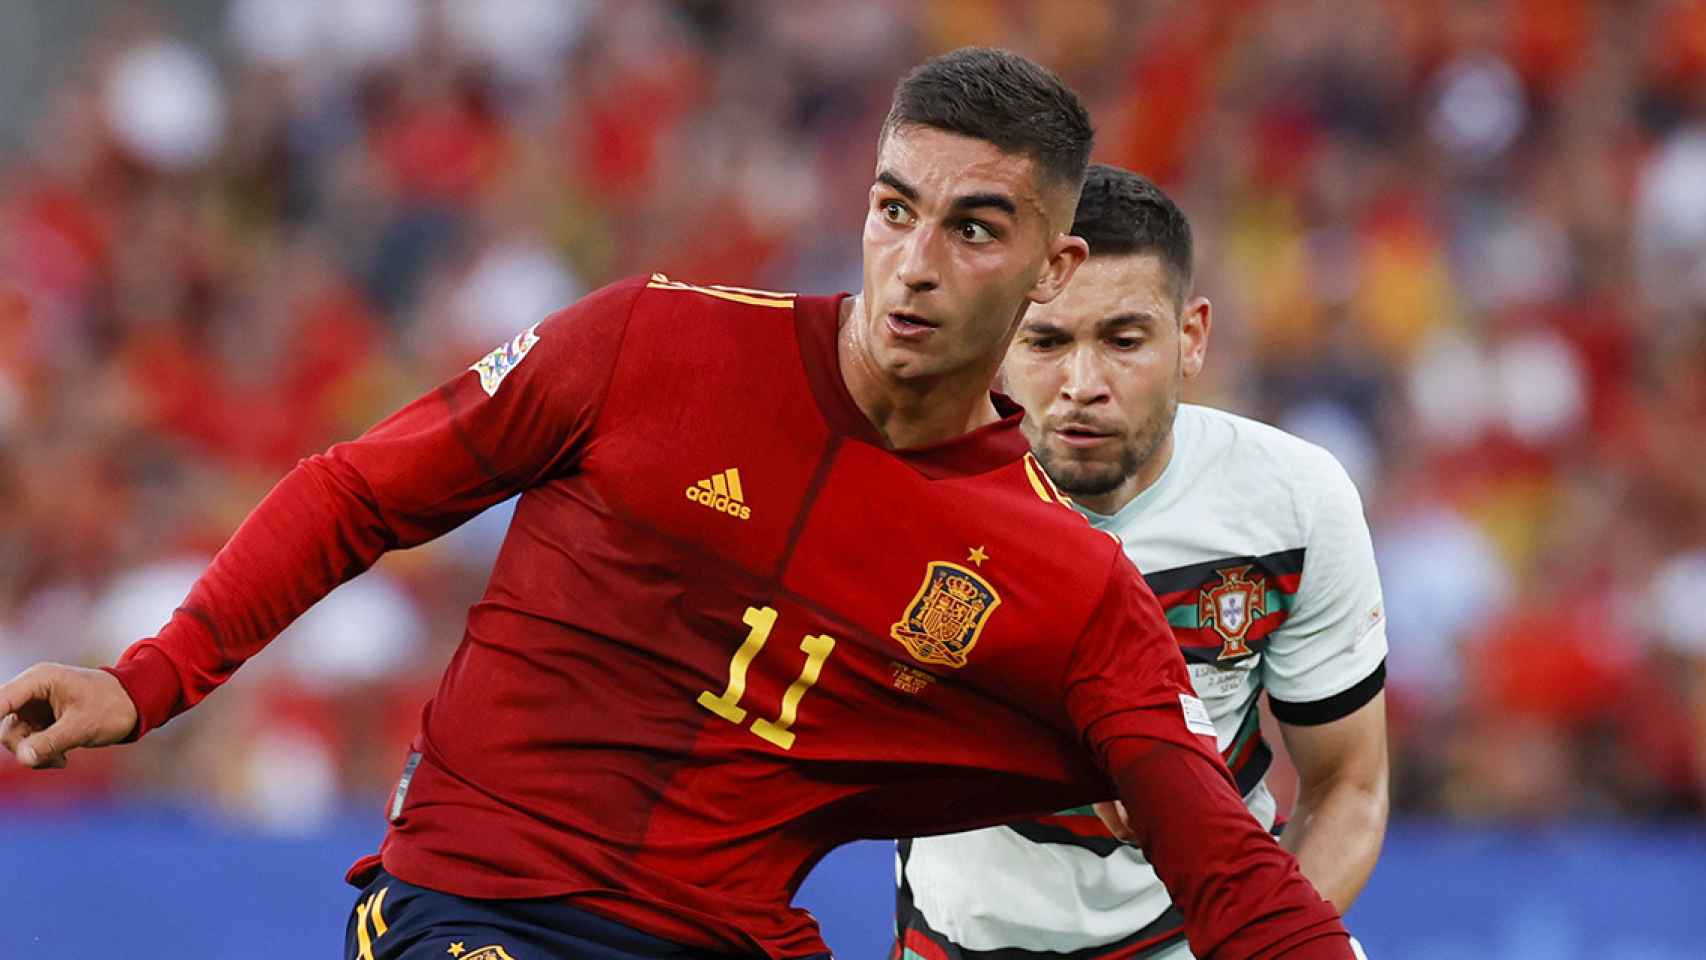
[894,165,1389,960]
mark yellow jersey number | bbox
[698,606,836,750]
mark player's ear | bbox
[1029,232,1088,306]
[1180,296,1211,381]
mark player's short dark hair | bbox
[1072,164,1194,303]
[882,47,1094,192]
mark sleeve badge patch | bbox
[1358,601,1386,640]
[469,323,541,397]
[1179,693,1217,737]
[891,561,1001,669]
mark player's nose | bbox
[1059,348,1111,405]
[896,224,941,293]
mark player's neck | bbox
[1072,431,1175,517]
[838,295,1006,450]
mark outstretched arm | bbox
[1,278,643,768]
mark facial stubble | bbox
[1031,377,1179,502]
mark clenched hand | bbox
[0,663,139,769]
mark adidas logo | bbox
[685,468,751,520]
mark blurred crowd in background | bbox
[3,0,1705,831]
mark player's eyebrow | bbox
[1097,312,1161,333]
[876,171,920,201]
[1018,319,1070,336]
[950,192,1017,217]
[877,171,1018,218]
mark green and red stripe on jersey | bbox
[1219,702,1273,796]
[1142,549,1305,663]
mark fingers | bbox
[1093,799,1137,842]
[0,664,50,721]
[18,726,72,769]
[0,711,28,758]
[0,664,73,769]
[0,707,65,768]
[0,663,136,769]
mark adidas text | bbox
[686,469,751,520]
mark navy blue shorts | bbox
[344,868,746,960]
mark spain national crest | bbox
[891,561,1001,668]
[1199,565,1266,660]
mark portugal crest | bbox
[1199,565,1266,660]
[891,561,1001,668]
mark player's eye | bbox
[1109,335,1143,351]
[957,221,995,244]
[880,200,913,225]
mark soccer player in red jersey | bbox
[1,50,1353,960]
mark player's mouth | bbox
[886,310,939,340]
[1052,423,1117,449]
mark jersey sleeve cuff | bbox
[1268,659,1385,727]
[103,644,185,741]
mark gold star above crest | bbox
[967,546,989,566]
[448,944,466,958]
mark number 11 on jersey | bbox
[698,606,837,750]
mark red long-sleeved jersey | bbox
[107,275,1348,958]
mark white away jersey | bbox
[897,404,1387,960]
